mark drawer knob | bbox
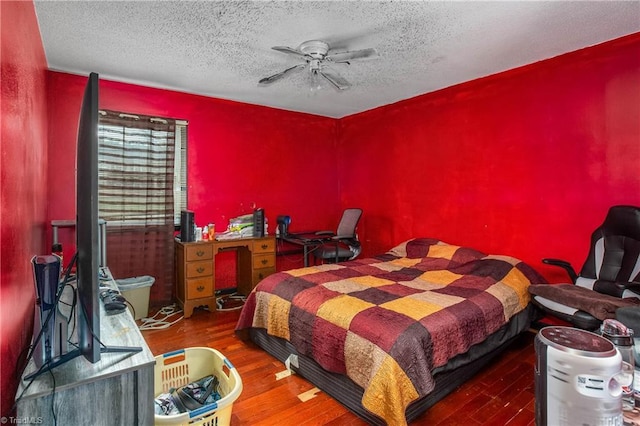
[258,273,264,280]
[196,250,205,257]
[261,244,268,249]
[197,286,205,292]
[261,259,268,265]
[197,267,204,273]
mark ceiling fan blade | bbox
[271,46,307,59]
[327,48,379,63]
[259,63,306,85]
[319,68,350,91]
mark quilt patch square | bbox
[381,296,444,321]
[265,294,291,340]
[292,285,342,315]
[418,269,463,286]
[273,278,316,301]
[426,243,461,260]
[349,263,394,276]
[378,268,425,283]
[378,283,425,298]
[312,317,348,373]
[317,294,375,329]
[289,305,317,354]
[453,258,513,281]
[389,321,433,394]
[301,270,347,284]
[350,287,403,306]
[349,305,416,352]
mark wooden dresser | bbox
[175,236,276,318]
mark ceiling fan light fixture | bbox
[259,38,378,91]
[299,40,330,59]
[309,68,323,93]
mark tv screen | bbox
[76,72,101,363]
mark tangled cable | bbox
[216,293,246,311]
[138,304,184,330]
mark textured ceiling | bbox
[34,1,640,118]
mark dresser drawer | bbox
[253,253,275,269]
[186,260,213,278]
[253,238,275,254]
[253,267,276,284]
[185,243,213,261]
[186,277,214,299]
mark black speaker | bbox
[253,208,265,237]
[32,255,68,367]
[180,210,195,242]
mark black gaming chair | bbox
[531,205,640,330]
[312,208,362,264]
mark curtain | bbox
[98,111,176,305]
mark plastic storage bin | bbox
[116,275,155,320]
[154,347,242,426]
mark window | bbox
[97,111,187,304]
[98,114,187,226]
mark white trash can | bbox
[116,276,155,320]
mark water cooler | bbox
[535,326,624,426]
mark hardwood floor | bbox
[142,306,537,425]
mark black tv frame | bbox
[76,71,102,362]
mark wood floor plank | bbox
[142,307,537,425]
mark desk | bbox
[175,236,276,318]
[16,267,155,425]
[279,233,331,267]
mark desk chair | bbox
[530,205,640,330]
[312,208,362,264]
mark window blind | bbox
[98,110,184,304]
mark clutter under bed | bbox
[236,238,545,425]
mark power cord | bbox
[216,293,246,311]
[13,255,77,416]
[138,304,184,330]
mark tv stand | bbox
[24,344,144,381]
[16,268,155,425]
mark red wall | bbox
[337,33,640,282]
[0,1,49,417]
[46,73,340,292]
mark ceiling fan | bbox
[258,40,378,91]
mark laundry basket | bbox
[154,347,243,426]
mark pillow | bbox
[387,238,444,258]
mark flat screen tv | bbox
[24,73,139,381]
[74,72,140,364]
[76,71,101,362]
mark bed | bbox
[236,238,545,425]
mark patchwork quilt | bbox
[236,238,545,425]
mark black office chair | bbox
[530,205,640,330]
[312,208,362,264]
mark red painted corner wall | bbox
[0,1,49,417]
[337,33,640,282]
